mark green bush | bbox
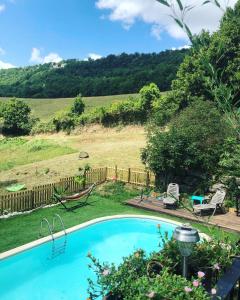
[71,94,85,115]
[218,137,240,176]
[151,92,180,126]
[87,230,239,299]
[139,82,161,113]
[142,100,230,190]
[0,98,35,135]
[30,120,56,135]
[52,111,76,132]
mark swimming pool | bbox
[0,215,180,300]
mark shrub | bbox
[150,92,180,126]
[139,83,161,113]
[30,120,56,135]
[71,94,85,115]
[218,137,240,177]
[87,231,239,300]
[52,111,76,132]
[1,98,34,135]
[142,100,230,190]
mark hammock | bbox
[53,183,96,211]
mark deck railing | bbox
[0,166,155,215]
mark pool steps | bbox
[39,214,67,259]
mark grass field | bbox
[0,182,238,254]
[0,138,77,172]
[0,94,138,121]
[0,125,145,192]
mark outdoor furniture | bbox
[162,183,180,208]
[193,189,226,216]
[53,183,96,211]
[190,195,205,205]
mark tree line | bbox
[0,50,188,98]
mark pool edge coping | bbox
[0,214,210,260]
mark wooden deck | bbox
[126,197,240,234]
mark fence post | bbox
[30,190,34,210]
[115,165,118,180]
[105,167,108,181]
[128,168,131,183]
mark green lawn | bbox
[0,138,77,172]
[0,183,238,254]
[0,94,138,121]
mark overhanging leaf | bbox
[156,0,170,7]
[176,0,184,11]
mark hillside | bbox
[0,93,139,121]
[0,49,188,98]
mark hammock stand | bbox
[54,183,96,211]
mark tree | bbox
[142,100,230,191]
[71,95,85,115]
[156,0,240,138]
[139,83,161,113]
[1,98,33,135]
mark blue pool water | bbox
[0,217,177,300]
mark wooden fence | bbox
[0,166,155,215]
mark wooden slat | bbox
[0,167,156,215]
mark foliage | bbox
[0,98,35,135]
[139,83,161,113]
[218,138,240,176]
[142,101,230,189]
[156,0,240,138]
[87,229,240,299]
[71,95,85,115]
[52,111,76,133]
[224,177,240,204]
[0,50,188,98]
[74,164,91,187]
[30,120,56,135]
[150,91,180,126]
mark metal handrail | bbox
[52,214,67,236]
[39,218,54,240]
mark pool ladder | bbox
[39,214,67,259]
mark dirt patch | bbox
[0,125,146,192]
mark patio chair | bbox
[162,183,180,208]
[193,189,226,216]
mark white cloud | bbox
[0,60,15,69]
[0,4,6,13]
[151,24,162,40]
[43,52,62,64]
[84,53,102,61]
[30,48,43,63]
[95,0,237,41]
[30,48,62,64]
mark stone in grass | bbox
[79,151,89,159]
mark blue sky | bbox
[0,0,234,68]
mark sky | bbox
[0,0,237,69]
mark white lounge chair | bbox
[163,183,180,208]
[193,189,226,216]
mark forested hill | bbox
[0,49,188,98]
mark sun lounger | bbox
[193,189,226,216]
